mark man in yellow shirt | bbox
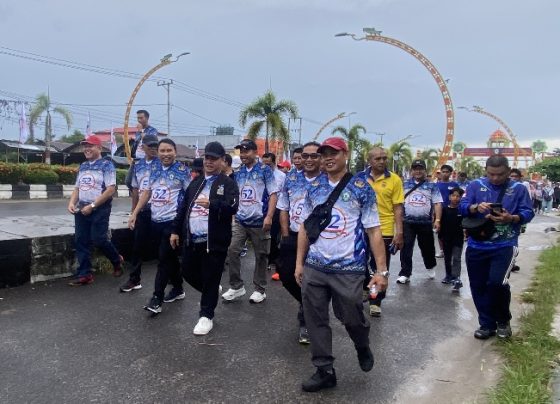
[360,147,404,316]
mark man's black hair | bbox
[510,168,522,177]
[224,154,232,166]
[302,141,321,149]
[262,152,276,163]
[136,109,150,119]
[158,138,176,151]
[440,164,453,172]
[486,154,509,169]
[293,147,303,155]
[450,186,464,196]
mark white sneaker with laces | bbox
[193,317,213,335]
[396,276,410,284]
[222,287,246,301]
[427,269,436,279]
[249,291,266,303]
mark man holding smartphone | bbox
[460,155,534,340]
[358,146,404,317]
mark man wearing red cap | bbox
[295,137,388,392]
[67,135,123,286]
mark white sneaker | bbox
[435,251,444,258]
[427,269,436,279]
[249,291,266,303]
[222,287,246,301]
[193,317,213,335]
[396,276,410,284]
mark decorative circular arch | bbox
[336,29,454,176]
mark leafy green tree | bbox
[239,90,298,153]
[529,157,560,182]
[331,124,367,171]
[453,141,466,154]
[59,130,85,143]
[531,140,548,160]
[29,93,73,164]
[388,141,413,174]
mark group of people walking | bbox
[67,109,535,392]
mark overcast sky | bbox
[0,0,558,152]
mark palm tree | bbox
[29,92,73,164]
[331,124,367,171]
[388,141,413,174]
[419,148,439,172]
[239,90,298,153]
[458,156,484,179]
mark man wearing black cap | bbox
[222,139,279,303]
[120,133,159,292]
[171,141,239,335]
[397,159,443,284]
[67,135,123,286]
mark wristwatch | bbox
[378,271,390,278]
[90,202,96,209]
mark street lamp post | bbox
[122,52,189,162]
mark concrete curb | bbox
[0,184,130,200]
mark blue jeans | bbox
[74,204,121,277]
[466,246,515,330]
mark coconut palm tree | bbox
[239,90,298,153]
[331,124,367,171]
[458,156,484,179]
[388,141,413,174]
[29,92,73,164]
[419,148,439,172]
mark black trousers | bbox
[129,209,154,283]
[182,242,227,319]
[363,237,393,306]
[277,232,305,326]
[399,222,436,277]
[151,220,183,300]
[269,209,281,267]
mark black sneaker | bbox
[497,322,512,339]
[163,288,186,303]
[452,280,463,293]
[441,276,454,284]
[356,346,374,372]
[144,296,162,314]
[120,279,142,293]
[474,327,496,340]
[302,368,337,392]
[298,327,310,345]
[511,265,520,272]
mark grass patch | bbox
[488,245,560,404]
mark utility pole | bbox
[157,79,173,136]
[297,117,302,145]
[374,132,386,146]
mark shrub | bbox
[0,163,27,184]
[116,169,128,185]
[23,169,59,185]
[54,165,79,185]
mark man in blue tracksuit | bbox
[460,155,534,340]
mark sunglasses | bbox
[301,153,320,160]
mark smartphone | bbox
[389,243,398,255]
[489,203,503,216]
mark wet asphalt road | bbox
[0,244,469,403]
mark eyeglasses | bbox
[301,153,320,160]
